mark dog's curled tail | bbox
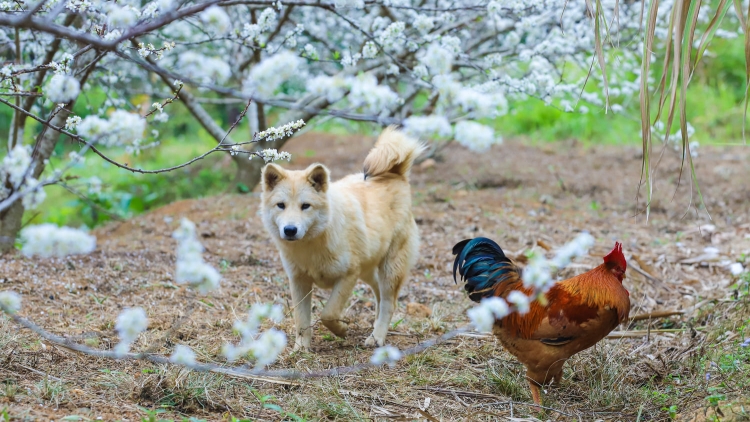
[363,126,427,180]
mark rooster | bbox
[453,238,630,404]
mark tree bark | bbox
[0,201,24,252]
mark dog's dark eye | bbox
[301,203,311,210]
[277,203,285,209]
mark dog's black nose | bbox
[283,226,298,237]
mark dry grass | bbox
[1,133,749,421]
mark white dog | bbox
[260,126,425,350]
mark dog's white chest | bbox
[282,247,351,288]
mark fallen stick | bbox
[629,310,684,322]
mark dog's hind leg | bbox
[289,274,314,351]
[367,233,418,348]
[366,272,403,348]
[320,274,356,338]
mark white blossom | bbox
[257,7,278,32]
[65,116,82,131]
[2,145,32,188]
[223,302,286,365]
[468,305,494,333]
[729,262,745,276]
[172,218,221,293]
[348,73,400,113]
[21,179,46,210]
[482,297,511,319]
[454,121,498,152]
[468,296,510,332]
[255,119,306,142]
[0,65,12,78]
[258,149,292,163]
[244,51,304,97]
[107,5,138,29]
[306,75,348,102]
[362,42,378,59]
[521,254,554,291]
[507,291,531,314]
[370,345,402,366]
[201,6,231,35]
[550,232,595,269]
[20,224,96,258]
[402,115,452,140]
[177,52,231,85]
[378,22,405,50]
[114,307,148,356]
[88,176,102,195]
[334,0,364,8]
[0,291,21,314]
[412,65,428,79]
[413,15,435,34]
[249,329,287,368]
[419,43,454,76]
[303,43,318,59]
[45,74,80,104]
[170,345,197,366]
[77,111,146,147]
[341,51,361,67]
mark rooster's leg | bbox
[528,380,543,405]
[552,370,563,386]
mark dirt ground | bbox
[1,133,749,421]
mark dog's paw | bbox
[292,341,311,353]
[322,320,348,338]
[364,335,384,348]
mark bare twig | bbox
[2,306,473,381]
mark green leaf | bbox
[236,183,250,193]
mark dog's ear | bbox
[306,164,329,192]
[262,164,286,191]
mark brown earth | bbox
[1,132,749,421]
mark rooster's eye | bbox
[277,203,285,209]
[301,203,311,210]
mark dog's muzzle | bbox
[283,225,298,241]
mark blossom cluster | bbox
[0,291,22,314]
[74,110,147,148]
[114,307,148,357]
[19,223,97,258]
[172,218,221,294]
[222,303,287,368]
[0,145,46,210]
[370,345,403,367]
[255,119,307,143]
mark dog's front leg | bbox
[320,274,356,338]
[289,274,313,351]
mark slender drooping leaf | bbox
[653,1,675,124]
[584,0,610,111]
[639,0,660,220]
[691,0,731,79]
[735,0,750,142]
[679,0,710,219]
[595,0,610,111]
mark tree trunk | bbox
[0,201,24,253]
[230,154,263,193]
[0,46,96,253]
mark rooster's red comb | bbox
[603,242,627,271]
